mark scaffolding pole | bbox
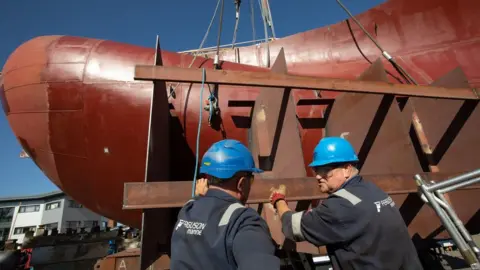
[415,171,480,269]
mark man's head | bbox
[199,139,262,203]
[309,137,359,193]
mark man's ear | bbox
[343,164,351,179]
[237,176,245,192]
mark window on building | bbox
[0,228,10,241]
[43,223,58,230]
[0,207,14,222]
[13,226,36,235]
[45,201,61,210]
[84,220,99,228]
[19,205,40,213]
[65,221,81,229]
[68,200,83,208]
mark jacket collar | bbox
[339,175,362,189]
[204,188,242,204]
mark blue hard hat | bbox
[200,139,263,179]
[309,137,359,167]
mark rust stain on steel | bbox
[134,65,479,100]
[325,58,423,174]
[401,67,480,172]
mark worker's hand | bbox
[195,178,209,197]
[269,184,287,209]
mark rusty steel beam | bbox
[122,172,480,209]
[123,177,322,209]
[134,65,480,100]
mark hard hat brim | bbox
[308,158,359,168]
[249,167,264,174]
[199,167,264,180]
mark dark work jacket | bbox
[170,189,280,270]
[281,175,423,270]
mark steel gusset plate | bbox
[324,58,423,174]
[139,36,174,270]
[248,48,320,255]
[400,67,480,172]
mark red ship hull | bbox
[1,0,480,231]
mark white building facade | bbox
[0,191,105,244]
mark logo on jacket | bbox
[373,196,395,213]
[175,219,207,236]
[374,202,381,212]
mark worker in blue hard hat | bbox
[269,136,423,270]
[170,139,280,270]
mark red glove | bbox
[269,184,287,209]
[270,192,286,208]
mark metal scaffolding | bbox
[415,169,480,269]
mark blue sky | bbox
[0,0,385,197]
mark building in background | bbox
[0,191,106,244]
[0,206,14,243]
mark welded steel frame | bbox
[127,43,480,270]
